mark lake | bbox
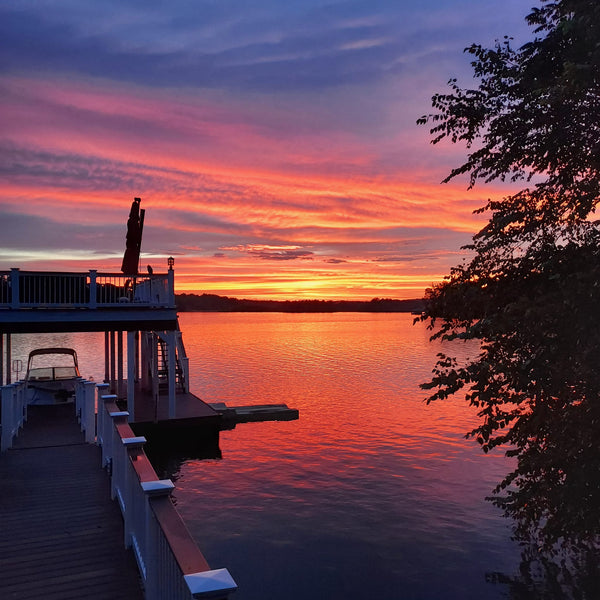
[10,312,519,599]
[174,312,518,600]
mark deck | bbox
[126,386,222,459]
[131,385,219,424]
[0,404,144,600]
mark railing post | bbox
[95,383,110,448]
[167,268,175,308]
[10,268,19,309]
[121,436,147,547]
[17,381,27,425]
[109,410,129,502]
[0,383,27,452]
[142,479,176,600]
[1,385,14,452]
[101,395,119,469]
[181,356,189,393]
[184,569,238,599]
[75,379,84,424]
[83,380,96,443]
[99,393,117,467]
[89,270,97,309]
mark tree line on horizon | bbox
[176,293,425,313]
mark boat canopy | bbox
[27,348,78,358]
[26,348,80,375]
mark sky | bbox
[0,0,533,300]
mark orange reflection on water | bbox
[178,312,509,506]
[173,313,517,600]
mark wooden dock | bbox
[0,404,144,600]
[0,264,238,599]
[127,386,222,459]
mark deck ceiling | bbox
[0,307,178,333]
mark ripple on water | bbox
[171,313,519,600]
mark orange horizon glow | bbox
[0,74,511,301]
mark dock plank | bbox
[0,404,144,600]
[131,385,219,423]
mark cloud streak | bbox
[0,0,532,298]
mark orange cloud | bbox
[0,75,512,299]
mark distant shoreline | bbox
[176,293,425,313]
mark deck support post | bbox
[110,331,116,394]
[167,329,176,419]
[127,331,136,422]
[135,330,141,381]
[5,333,11,385]
[151,333,159,422]
[104,332,110,383]
[140,332,149,391]
[117,331,124,400]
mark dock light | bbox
[168,256,174,270]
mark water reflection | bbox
[173,313,517,599]
[486,539,600,599]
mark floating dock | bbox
[209,402,299,425]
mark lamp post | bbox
[168,256,174,271]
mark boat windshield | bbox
[27,366,79,381]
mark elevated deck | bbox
[0,269,176,334]
[0,404,144,600]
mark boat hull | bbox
[26,379,78,405]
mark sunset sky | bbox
[1,0,531,300]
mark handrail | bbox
[0,269,174,309]
[96,387,237,600]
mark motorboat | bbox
[25,347,81,405]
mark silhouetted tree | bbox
[418,0,600,558]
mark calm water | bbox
[11,313,519,599]
[176,312,518,600]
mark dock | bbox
[209,402,299,425]
[0,265,238,599]
[0,258,296,599]
[0,404,144,600]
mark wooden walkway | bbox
[0,404,145,600]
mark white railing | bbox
[75,379,97,444]
[176,330,190,393]
[96,388,237,600]
[1,378,96,452]
[0,381,27,452]
[0,269,175,309]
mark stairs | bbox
[144,325,188,393]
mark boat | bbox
[25,347,81,405]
